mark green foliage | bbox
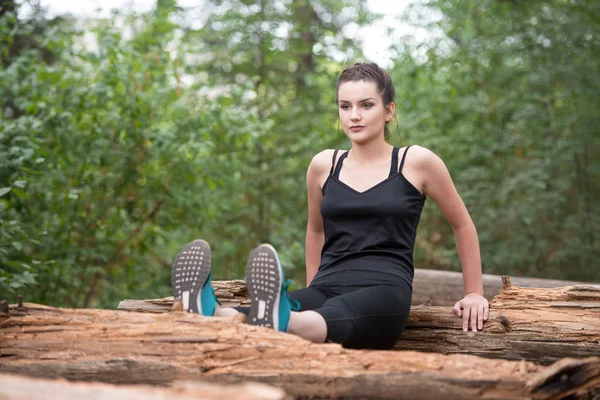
[0,3,238,305]
[390,0,599,280]
[0,0,598,307]
[0,0,369,306]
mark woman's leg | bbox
[216,307,327,342]
[233,285,332,341]
[288,311,328,342]
[214,307,241,318]
[313,284,412,349]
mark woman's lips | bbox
[350,125,364,132]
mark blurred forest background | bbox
[1,0,598,308]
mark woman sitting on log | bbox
[171,62,489,349]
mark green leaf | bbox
[11,188,29,199]
[13,180,27,188]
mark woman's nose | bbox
[351,107,361,120]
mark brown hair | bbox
[336,62,396,140]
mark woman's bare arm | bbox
[414,146,489,332]
[305,151,330,286]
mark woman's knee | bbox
[288,286,329,311]
[315,286,411,349]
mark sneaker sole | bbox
[245,244,282,329]
[171,239,211,314]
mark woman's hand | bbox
[453,293,489,332]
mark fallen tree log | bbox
[0,373,286,400]
[116,270,591,312]
[118,279,250,312]
[0,304,598,399]
[396,280,600,363]
[411,269,590,305]
[117,279,600,364]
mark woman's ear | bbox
[385,102,396,122]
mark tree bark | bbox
[411,268,590,305]
[396,281,600,363]
[1,303,598,399]
[118,279,250,312]
[116,279,600,364]
[0,373,286,400]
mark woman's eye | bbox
[363,103,373,108]
[340,105,349,110]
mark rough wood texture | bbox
[118,281,600,364]
[395,284,600,363]
[0,373,286,400]
[118,280,250,313]
[411,269,590,305]
[1,304,599,399]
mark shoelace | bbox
[283,279,300,311]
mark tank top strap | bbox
[332,151,349,179]
[329,149,340,176]
[389,147,400,177]
[399,145,413,173]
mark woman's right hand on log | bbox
[453,293,489,333]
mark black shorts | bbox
[237,269,412,350]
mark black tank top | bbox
[313,146,426,287]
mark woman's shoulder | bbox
[402,145,442,167]
[309,149,343,171]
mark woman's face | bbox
[337,80,394,144]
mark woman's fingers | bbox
[470,305,478,332]
[477,304,484,330]
[455,296,490,332]
[462,305,470,332]
[453,301,462,318]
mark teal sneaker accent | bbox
[246,244,301,332]
[199,273,221,316]
[279,279,301,332]
[171,239,219,316]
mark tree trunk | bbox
[0,373,286,400]
[1,303,598,399]
[116,278,600,364]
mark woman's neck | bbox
[348,138,393,165]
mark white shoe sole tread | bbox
[245,244,282,329]
[171,239,211,314]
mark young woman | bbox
[171,62,489,350]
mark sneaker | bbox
[245,244,300,332]
[171,239,220,316]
